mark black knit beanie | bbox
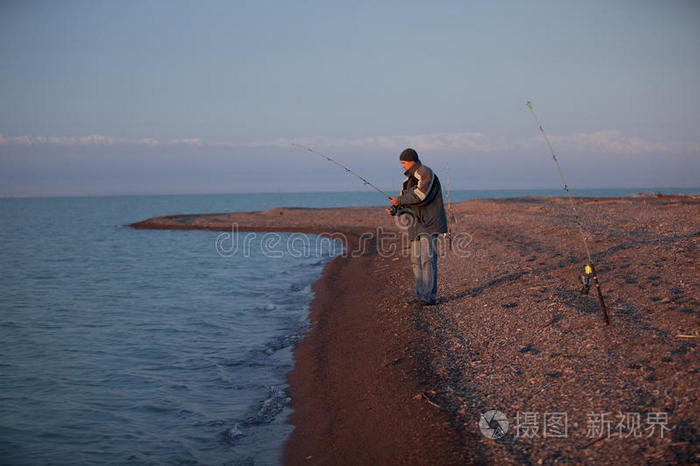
[399,148,419,162]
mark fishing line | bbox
[526,101,611,325]
[291,143,392,199]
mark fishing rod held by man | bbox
[292,143,392,200]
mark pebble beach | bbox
[131,193,699,464]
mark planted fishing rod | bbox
[526,101,611,326]
[445,163,457,248]
[292,143,392,200]
[445,163,457,225]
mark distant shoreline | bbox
[4,186,700,200]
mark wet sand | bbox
[130,194,699,464]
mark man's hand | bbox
[389,197,399,206]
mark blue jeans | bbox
[410,235,438,303]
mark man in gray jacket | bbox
[388,148,448,305]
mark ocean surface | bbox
[0,187,697,465]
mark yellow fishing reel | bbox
[580,264,593,294]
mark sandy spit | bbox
[130,194,699,464]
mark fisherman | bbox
[387,148,448,306]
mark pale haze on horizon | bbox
[1,0,699,197]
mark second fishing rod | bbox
[526,101,611,326]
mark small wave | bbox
[289,282,307,292]
[224,423,244,443]
[273,295,312,307]
[252,303,276,312]
[303,259,326,267]
[0,321,21,329]
[29,274,62,280]
[259,333,302,355]
[140,403,173,414]
[223,359,268,369]
[243,386,291,426]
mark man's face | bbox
[400,160,416,171]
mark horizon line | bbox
[2,186,698,200]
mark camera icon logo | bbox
[479,410,508,440]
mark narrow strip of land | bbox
[131,194,699,464]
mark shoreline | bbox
[130,194,699,464]
[131,204,471,462]
[281,231,479,464]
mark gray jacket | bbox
[396,162,448,240]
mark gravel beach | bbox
[131,194,699,464]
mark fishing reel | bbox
[579,264,593,295]
[388,205,418,230]
[388,205,415,217]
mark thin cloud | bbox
[549,130,671,155]
[139,138,160,145]
[0,130,695,155]
[518,130,680,155]
[0,134,113,145]
[243,132,499,152]
[242,131,687,155]
[0,134,203,147]
[169,138,204,146]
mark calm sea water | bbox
[0,188,697,465]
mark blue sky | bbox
[1,0,698,196]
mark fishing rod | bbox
[445,164,457,248]
[292,143,392,200]
[445,163,457,225]
[526,101,611,326]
